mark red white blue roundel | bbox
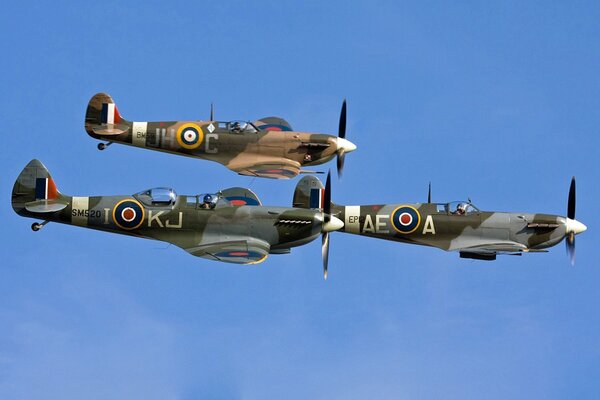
[113,199,145,230]
[176,123,204,149]
[390,205,421,234]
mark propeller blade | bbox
[566,232,576,266]
[324,171,331,218]
[210,103,214,121]
[322,170,333,279]
[428,182,432,203]
[568,176,576,220]
[338,99,347,139]
[337,150,345,178]
[336,100,348,178]
[322,232,329,280]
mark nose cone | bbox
[322,215,344,232]
[336,137,357,153]
[566,218,587,235]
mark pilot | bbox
[230,121,242,133]
[202,194,216,209]
[455,203,467,215]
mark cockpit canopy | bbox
[135,187,177,206]
[215,121,259,134]
[436,201,480,215]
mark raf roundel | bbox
[113,199,145,230]
[176,123,204,150]
[390,205,421,234]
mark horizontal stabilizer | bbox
[91,126,127,136]
[25,199,68,213]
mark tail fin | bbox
[85,93,129,137]
[293,175,325,209]
[12,160,67,215]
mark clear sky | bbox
[1,1,599,399]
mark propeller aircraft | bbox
[293,176,588,278]
[85,93,356,179]
[12,160,343,264]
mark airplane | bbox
[84,93,356,179]
[293,176,588,278]
[12,159,343,265]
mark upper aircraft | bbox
[294,176,587,278]
[85,93,356,179]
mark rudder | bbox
[293,175,325,209]
[85,92,129,137]
[12,159,66,215]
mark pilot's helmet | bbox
[203,194,214,204]
[457,203,467,212]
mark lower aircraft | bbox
[12,160,342,265]
[12,160,587,278]
[294,176,588,278]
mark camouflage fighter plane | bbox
[12,160,343,264]
[85,93,356,179]
[294,176,587,278]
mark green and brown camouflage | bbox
[12,160,343,264]
[85,93,356,179]
[294,176,587,269]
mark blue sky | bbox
[1,1,599,398]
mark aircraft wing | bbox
[454,240,549,260]
[183,237,270,264]
[233,160,301,179]
[458,241,528,254]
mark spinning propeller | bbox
[320,171,344,279]
[335,100,357,178]
[565,177,586,266]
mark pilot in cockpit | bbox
[202,194,217,209]
[454,203,467,215]
[230,121,242,133]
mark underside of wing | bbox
[183,237,271,264]
[461,241,528,253]
[457,241,533,261]
[233,160,301,179]
[253,117,294,131]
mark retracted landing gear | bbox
[97,142,112,151]
[31,221,49,232]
